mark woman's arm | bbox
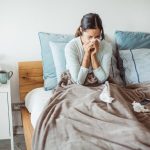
[82,52,91,68]
[65,43,89,84]
[91,42,112,83]
[91,54,100,69]
[90,39,100,69]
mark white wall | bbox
[0,0,150,125]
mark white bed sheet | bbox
[25,87,53,128]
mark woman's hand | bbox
[90,39,100,56]
[83,41,94,55]
[82,41,92,68]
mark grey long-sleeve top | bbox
[65,37,112,84]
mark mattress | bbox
[25,87,53,128]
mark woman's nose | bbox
[90,38,96,42]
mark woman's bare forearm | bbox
[82,52,91,68]
[91,54,100,69]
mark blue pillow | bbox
[115,31,150,83]
[115,31,150,50]
[49,41,68,82]
[38,32,74,90]
[119,48,150,85]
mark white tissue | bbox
[132,101,150,113]
[99,81,114,103]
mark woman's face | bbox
[81,28,101,44]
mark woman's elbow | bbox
[98,73,109,83]
[72,76,85,85]
[75,76,86,85]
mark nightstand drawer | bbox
[0,92,10,139]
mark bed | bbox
[18,31,150,150]
[18,60,150,150]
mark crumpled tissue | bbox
[99,81,114,103]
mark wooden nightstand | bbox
[0,81,14,150]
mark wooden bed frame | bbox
[18,61,44,150]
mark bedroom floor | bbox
[0,134,26,150]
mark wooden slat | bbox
[19,61,43,70]
[19,68,43,86]
[21,108,33,150]
[19,76,43,86]
[19,68,43,76]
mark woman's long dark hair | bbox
[75,13,105,40]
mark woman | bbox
[65,13,112,85]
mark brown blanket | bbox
[32,73,150,150]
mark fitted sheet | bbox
[25,87,53,128]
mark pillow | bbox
[25,87,53,128]
[115,31,150,50]
[38,32,74,90]
[115,31,150,83]
[119,48,150,85]
[25,87,52,113]
[49,41,67,82]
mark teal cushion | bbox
[115,31,150,50]
[38,32,74,90]
[49,41,68,82]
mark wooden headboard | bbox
[18,61,44,101]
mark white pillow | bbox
[25,87,53,128]
[49,41,67,82]
[119,48,150,85]
[25,87,53,113]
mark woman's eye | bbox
[96,36,100,39]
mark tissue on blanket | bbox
[99,81,114,103]
[132,101,150,113]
